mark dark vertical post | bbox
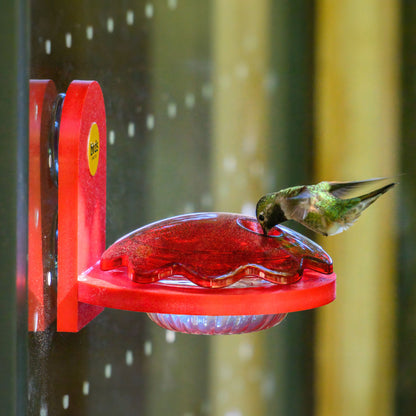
[0,0,29,415]
[266,2,316,415]
[398,2,416,414]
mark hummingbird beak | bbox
[260,224,269,236]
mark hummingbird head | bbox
[256,194,287,235]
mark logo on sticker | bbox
[87,123,100,176]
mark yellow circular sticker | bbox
[87,122,100,176]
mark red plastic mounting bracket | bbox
[57,80,107,332]
[28,80,58,331]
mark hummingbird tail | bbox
[359,182,396,206]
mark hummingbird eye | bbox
[258,214,264,222]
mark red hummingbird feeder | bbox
[28,79,336,335]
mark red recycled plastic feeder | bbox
[96,213,335,334]
[28,79,336,335]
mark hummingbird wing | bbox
[325,177,389,198]
[280,187,315,221]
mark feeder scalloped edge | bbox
[100,212,333,288]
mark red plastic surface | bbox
[101,213,333,288]
[88,213,336,316]
[57,80,106,332]
[28,80,58,331]
[79,262,336,315]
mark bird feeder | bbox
[28,79,336,335]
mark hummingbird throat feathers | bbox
[264,200,287,232]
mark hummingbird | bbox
[256,178,396,236]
